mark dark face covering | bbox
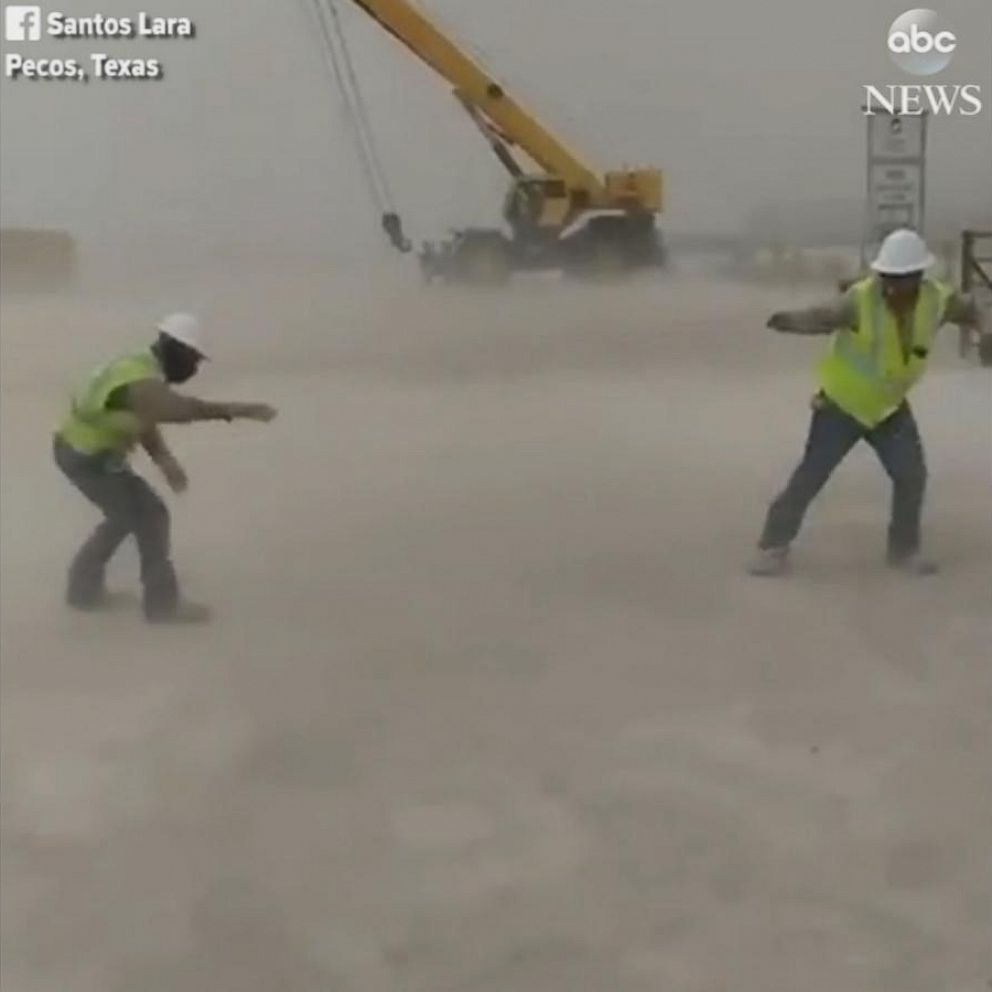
[880,271,924,311]
[154,333,203,384]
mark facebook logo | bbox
[5,6,43,41]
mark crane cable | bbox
[324,0,394,207]
[304,0,411,252]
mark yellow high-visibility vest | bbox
[58,351,161,456]
[816,276,953,428]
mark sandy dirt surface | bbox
[2,269,990,992]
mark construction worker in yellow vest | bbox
[749,229,987,577]
[54,313,277,622]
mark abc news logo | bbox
[887,9,956,74]
[888,21,955,61]
[865,8,983,116]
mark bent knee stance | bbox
[132,486,172,556]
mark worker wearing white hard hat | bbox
[868,227,936,275]
[54,313,277,623]
[157,311,208,358]
[748,228,988,577]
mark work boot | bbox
[747,546,790,577]
[146,600,212,625]
[887,551,939,576]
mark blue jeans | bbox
[54,436,179,619]
[759,398,927,559]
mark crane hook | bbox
[381,212,412,254]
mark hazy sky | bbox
[1,0,989,272]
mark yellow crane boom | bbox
[350,0,606,197]
[328,0,665,281]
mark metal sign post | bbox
[861,110,928,267]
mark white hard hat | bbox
[156,312,206,357]
[870,229,935,275]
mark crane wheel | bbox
[450,231,511,287]
[562,214,663,281]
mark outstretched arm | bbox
[944,291,989,333]
[126,379,276,427]
[767,294,855,335]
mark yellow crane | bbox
[310,0,665,282]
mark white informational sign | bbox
[868,113,926,161]
[863,111,928,263]
[869,162,923,222]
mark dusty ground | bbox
[2,267,990,992]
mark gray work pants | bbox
[53,436,179,620]
[759,399,927,559]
